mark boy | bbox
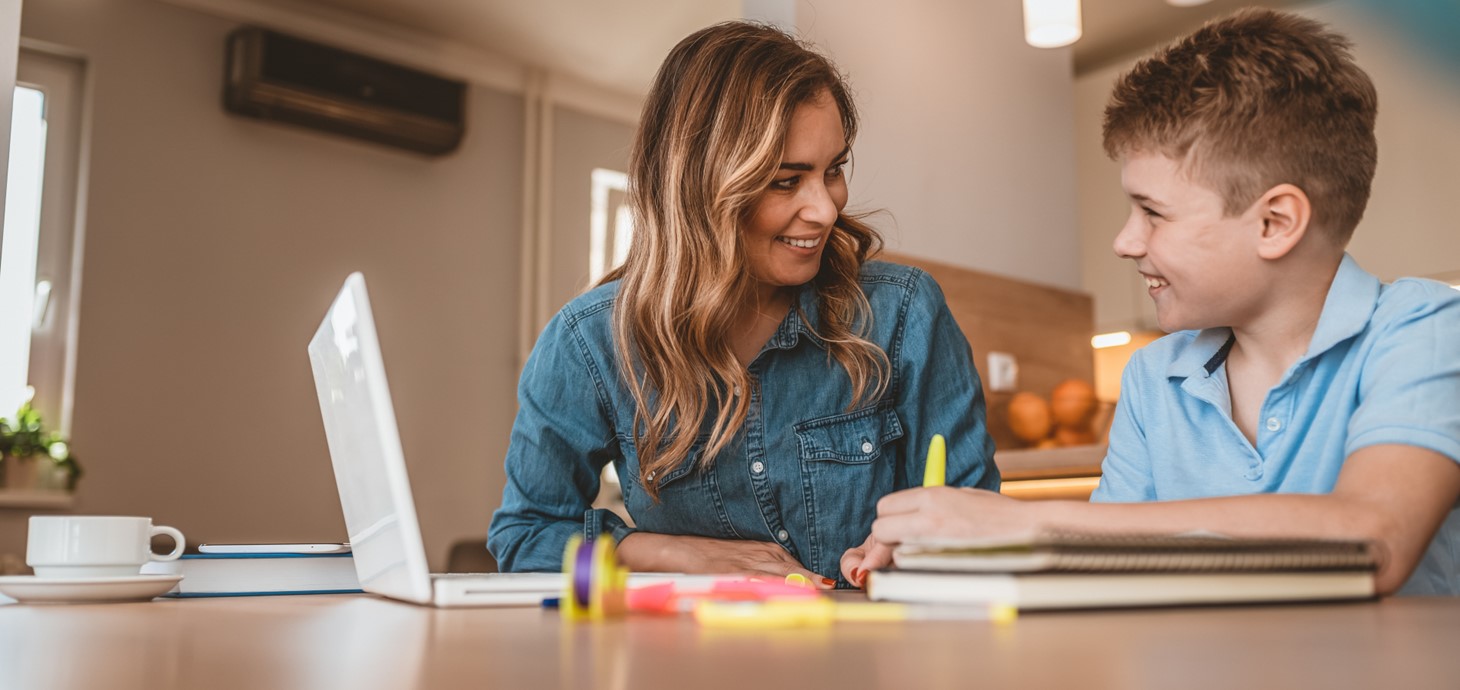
[842,8,1460,595]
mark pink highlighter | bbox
[626,577,821,615]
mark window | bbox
[587,167,631,284]
[1,48,86,433]
[1,84,45,418]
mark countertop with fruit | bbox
[993,378,1108,500]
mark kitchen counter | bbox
[994,444,1104,500]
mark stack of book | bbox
[868,530,1377,611]
[141,552,362,598]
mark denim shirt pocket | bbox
[619,435,740,540]
[794,406,904,577]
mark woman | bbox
[487,21,997,587]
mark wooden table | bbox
[3,594,1458,689]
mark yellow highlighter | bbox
[923,434,946,487]
[693,599,1016,628]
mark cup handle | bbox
[150,525,186,561]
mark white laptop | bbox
[307,272,562,607]
[307,273,724,607]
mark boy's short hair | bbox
[1103,8,1377,245]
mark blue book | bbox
[140,552,363,597]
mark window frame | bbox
[4,43,90,435]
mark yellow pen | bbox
[923,433,946,487]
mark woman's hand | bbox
[839,533,893,588]
[840,487,1034,587]
[617,532,834,588]
[871,486,1040,546]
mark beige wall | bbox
[1310,2,1460,282]
[796,0,1082,291]
[1078,1,1460,332]
[4,0,1098,570]
[1076,58,1154,333]
[3,0,525,569]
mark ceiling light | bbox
[1091,331,1133,349]
[1022,0,1082,49]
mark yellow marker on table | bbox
[693,599,1017,628]
[923,434,946,487]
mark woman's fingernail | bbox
[821,577,836,587]
[851,568,863,584]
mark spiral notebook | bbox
[869,530,1377,610]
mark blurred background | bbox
[1,0,1455,571]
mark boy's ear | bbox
[1254,183,1312,260]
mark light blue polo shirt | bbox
[1093,254,1460,595]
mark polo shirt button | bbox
[1266,418,1281,431]
[752,461,765,474]
[861,440,874,454]
[776,529,789,542]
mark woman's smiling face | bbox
[742,91,850,300]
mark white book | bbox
[140,552,362,597]
[867,569,1376,611]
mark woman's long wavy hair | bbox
[602,22,888,500]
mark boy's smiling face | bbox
[1114,152,1268,333]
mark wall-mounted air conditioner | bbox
[224,28,466,156]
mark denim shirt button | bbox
[733,385,741,397]
[646,470,656,483]
[1265,417,1281,432]
[776,529,789,542]
[751,461,765,474]
[860,440,874,454]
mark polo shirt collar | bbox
[1164,253,1380,379]
[1167,328,1235,379]
[1304,253,1380,360]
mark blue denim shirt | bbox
[488,260,999,581]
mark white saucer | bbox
[0,574,183,604]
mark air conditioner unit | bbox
[224,28,466,156]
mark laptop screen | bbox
[308,272,434,603]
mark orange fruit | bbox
[1007,392,1053,445]
[1051,379,1098,428]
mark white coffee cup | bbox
[26,515,186,578]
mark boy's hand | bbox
[871,486,1039,546]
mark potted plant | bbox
[0,401,81,492]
